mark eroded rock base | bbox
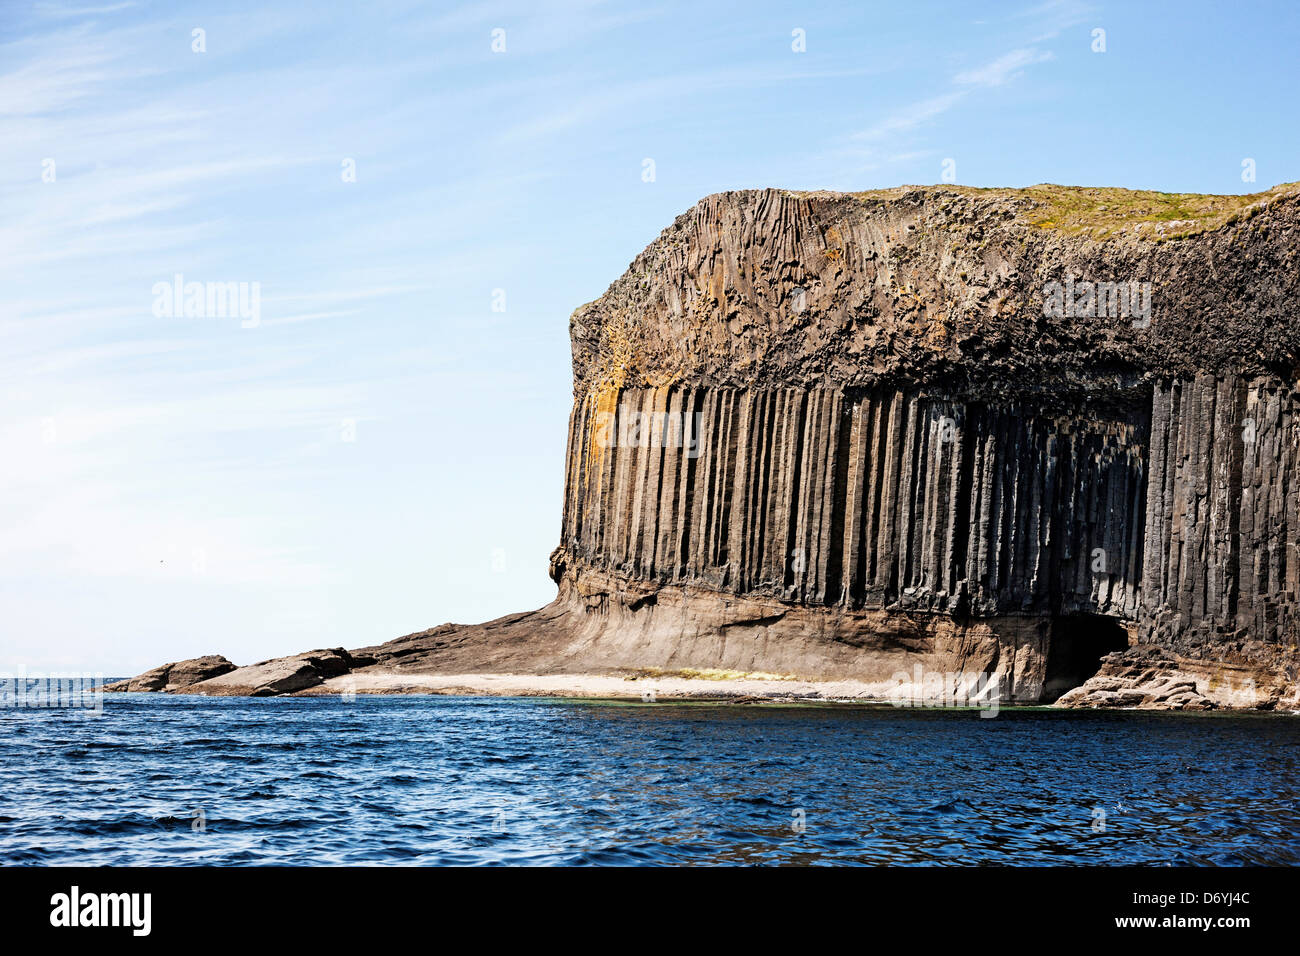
[1056,645,1300,711]
[109,572,1299,708]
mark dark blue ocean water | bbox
[2,694,1299,865]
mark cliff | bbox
[111,183,1300,708]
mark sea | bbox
[3,692,1298,865]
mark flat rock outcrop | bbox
[104,655,235,692]
[116,183,1300,707]
[185,648,372,697]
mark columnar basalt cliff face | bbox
[1143,375,1299,649]
[562,386,1148,619]
[548,184,1300,704]
[113,184,1300,707]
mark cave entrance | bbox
[1042,615,1130,703]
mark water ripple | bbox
[0,696,1297,864]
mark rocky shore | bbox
[109,183,1300,710]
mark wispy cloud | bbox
[852,91,967,143]
[848,39,1057,153]
[955,47,1055,87]
[34,1,138,17]
[1014,0,1096,42]
[497,62,898,144]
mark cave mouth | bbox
[1042,614,1130,703]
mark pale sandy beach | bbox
[302,670,916,703]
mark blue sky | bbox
[2,0,1297,673]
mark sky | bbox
[1,0,1297,674]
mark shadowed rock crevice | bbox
[1042,615,1130,703]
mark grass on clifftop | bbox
[1014,183,1288,239]
[833,181,1299,240]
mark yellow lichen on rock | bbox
[582,312,636,486]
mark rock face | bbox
[114,184,1300,707]
[561,386,1147,619]
[544,184,1300,705]
[1055,645,1300,711]
[185,648,371,697]
[104,655,235,692]
[1143,375,1299,649]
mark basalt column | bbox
[552,183,1300,698]
[559,385,1148,623]
[1143,374,1300,648]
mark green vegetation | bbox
[1011,183,1290,239]
[793,181,1299,241]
